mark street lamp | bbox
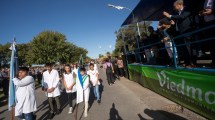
[108,3,142,63]
[107,4,141,37]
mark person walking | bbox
[103,59,114,85]
[117,57,124,77]
[87,63,100,103]
[63,64,76,114]
[110,56,120,80]
[42,63,61,119]
[76,67,90,117]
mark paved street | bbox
[0,68,206,120]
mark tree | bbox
[26,31,87,64]
[99,54,104,58]
[113,21,152,54]
[106,52,111,56]
[17,43,30,66]
[0,43,11,68]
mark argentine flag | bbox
[8,41,19,111]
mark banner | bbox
[128,64,215,120]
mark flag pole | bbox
[11,107,14,120]
[9,38,17,120]
[75,103,79,120]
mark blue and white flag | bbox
[77,69,83,88]
[8,40,18,111]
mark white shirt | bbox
[94,64,98,71]
[63,72,76,93]
[13,76,37,116]
[72,68,78,74]
[87,69,100,86]
[42,69,60,97]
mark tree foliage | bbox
[113,21,152,56]
[0,30,88,67]
[26,31,87,64]
[0,43,11,68]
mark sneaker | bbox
[68,107,73,114]
[56,109,61,115]
[48,113,54,119]
[97,100,101,104]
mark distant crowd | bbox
[134,0,214,68]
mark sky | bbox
[0,0,157,58]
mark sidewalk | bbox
[0,68,206,120]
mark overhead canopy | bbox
[122,0,204,26]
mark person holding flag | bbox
[76,67,90,118]
[13,67,37,120]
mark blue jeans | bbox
[93,85,100,101]
[17,112,33,120]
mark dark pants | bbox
[106,72,114,85]
[67,93,76,107]
[113,68,119,79]
[184,38,194,65]
[48,96,61,113]
[17,112,33,120]
[202,21,215,65]
[175,36,195,66]
[2,79,9,98]
[118,68,124,77]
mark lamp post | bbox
[108,4,142,63]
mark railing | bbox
[124,24,215,72]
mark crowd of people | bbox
[0,55,126,120]
[0,68,9,100]
[137,0,215,68]
[102,56,125,86]
[0,60,103,120]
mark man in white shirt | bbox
[42,63,61,119]
[13,67,37,120]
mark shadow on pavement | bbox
[137,113,147,120]
[37,91,68,120]
[99,79,104,100]
[37,110,50,120]
[0,117,5,120]
[141,108,187,120]
[109,103,123,120]
[0,96,7,107]
[88,87,95,112]
[35,99,49,114]
[88,78,104,112]
[0,109,7,115]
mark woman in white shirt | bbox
[90,60,98,70]
[72,63,79,74]
[63,64,76,114]
[87,63,100,103]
